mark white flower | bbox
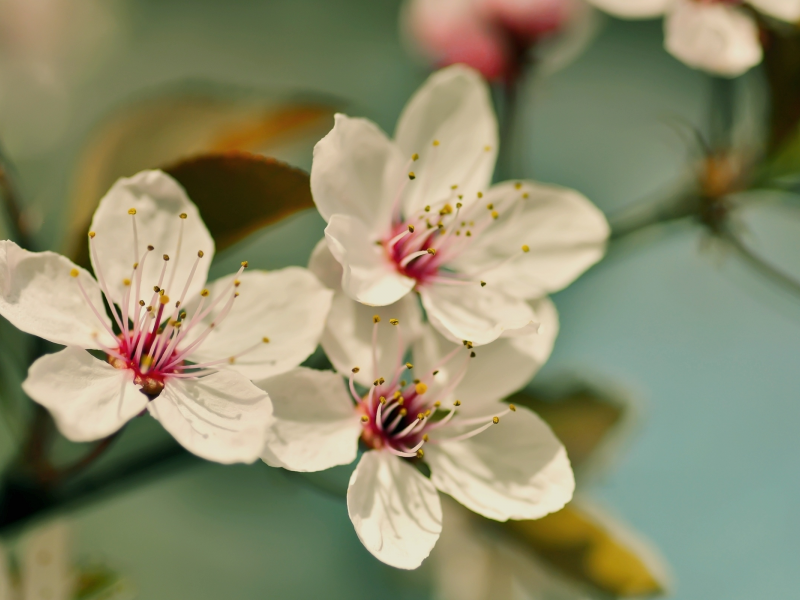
[310,65,609,346]
[0,170,333,464]
[260,273,574,569]
[585,0,800,77]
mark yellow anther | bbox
[484,145,491,152]
[514,182,522,190]
[408,225,415,233]
[522,192,529,199]
[379,396,386,404]
[201,289,209,297]
[374,379,381,386]
[123,278,131,286]
[128,208,137,215]
[379,377,385,384]
[163,254,170,261]
[70,268,79,278]
[492,416,500,424]
[399,408,407,416]
[425,409,431,417]
[390,318,399,326]
[480,281,486,287]
[228,357,236,364]
[463,340,474,349]
[424,205,431,212]
[434,401,441,407]
[400,380,407,387]
[352,367,360,373]
[417,413,425,421]
[405,362,413,369]
[432,140,440,146]
[470,351,476,357]
[466,231,472,237]
[456,202,462,208]
[453,400,461,406]
[432,370,439,376]
[88,231,96,238]
[153,286,161,293]
[139,300,145,306]
[415,382,428,395]
[397,397,405,406]
[522,245,530,253]
[361,415,369,423]
[234,280,241,287]
[491,211,499,219]
[159,289,165,296]
[416,448,424,458]
[234,292,239,297]
[241,261,249,268]
[455,230,461,236]
[373,315,381,323]
[413,378,420,384]
[262,337,270,343]
[160,295,170,305]
[426,248,436,255]
[133,262,139,269]
[458,194,463,200]
[147,245,154,251]
[486,203,494,210]
[180,213,188,219]
[198,250,204,258]
[439,204,453,215]
[408,172,416,180]
[393,389,401,399]
[412,153,419,161]
[477,191,483,198]
[509,404,516,411]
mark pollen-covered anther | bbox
[470,351,476,358]
[463,340,474,349]
[408,171,416,180]
[379,396,386,405]
[432,370,439,376]
[486,203,494,210]
[522,245,530,253]
[432,139,440,147]
[241,261,249,268]
[179,212,187,219]
[416,449,424,458]
[88,231,96,239]
[201,289,209,297]
[399,408,407,416]
[373,315,381,323]
[405,362,413,369]
[374,379,381,387]
[70,268,79,278]
[422,434,429,442]
[477,191,484,199]
[361,415,369,423]
[352,367,360,373]
[453,400,462,406]
[480,281,486,287]
[128,208,137,215]
[434,401,441,407]
[234,280,241,287]
[159,295,171,305]
[417,413,424,421]
[491,210,499,220]
[456,202,462,209]
[509,404,516,412]
[426,248,436,255]
[407,225,415,233]
[389,318,399,326]
[514,182,522,190]
[198,250,204,258]
[262,337,270,343]
[492,416,500,424]
[163,254,170,261]
[147,245,154,251]
[424,205,431,212]
[138,300,145,306]
[415,382,428,395]
[153,286,161,293]
[412,153,419,161]
[228,357,236,364]
[123,278,131,286]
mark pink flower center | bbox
[347,317,513,460]
[71,209,265,398]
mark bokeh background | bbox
[0,0,798,598]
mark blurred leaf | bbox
[505,503,668,597]
[165,152,314,251]
[74,564,136,600]
[65,86,336,260]
[508,389,624,470]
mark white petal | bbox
[449,181,609,299]
[413,298,558,406]
[427,405,574,521]
[21,521,71,600]
[22,347,147,442]
[0,240,112,348]
[347,450,443,569]
[421,281,537,346]
[394,65,498,215]
[749,0,800,22]
[308,237,343,291]
[325,214,416,306]
[89,169,214,312]
[311,114,407,231]
[584,0,671,18]
[184,268,333,381]
[664,1,762,77]
[259,367,361,472]
[149,370,273,464]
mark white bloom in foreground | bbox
[586,0,800,77]
[260,306,574,569]
[311,65,608,345]
[0,170,333,464]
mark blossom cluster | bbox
[0,66,609,569]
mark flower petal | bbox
[421,281,537,346]
[413,297,558,407]
[325,214,416,306]
[311,114,407,231]
[89,169,214,312]
[748,0,800,23]
[584,0,670,18]
[664,1,762,77]
[395,65,498,215]
[149,370,272,464]
[184,267,333,382]
[448,181,609,299]
[347,450,443,569]
[308,237,344,291]
[259,367,361,472]
[22,347,147,442]
[0,240,113,348]
[427,405,574,521]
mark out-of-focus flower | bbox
[311,65,609,346]
[400,0,599,81]
[0,169,333,464]
[0,521,136,600]
[260,262,574,569]
[586,0,800,77]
